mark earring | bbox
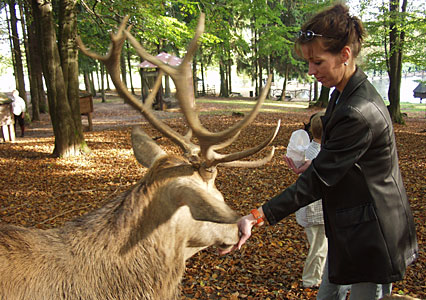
[344,62,348,66]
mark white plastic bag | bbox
[286,129,310,168]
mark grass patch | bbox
[196,98,309,113]
[400,102,426,113]
[94,92,424,115]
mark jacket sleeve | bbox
[262,165,323,225]
[263,105,373,225]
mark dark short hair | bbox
[295,3,366,57]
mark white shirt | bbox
[11,94,26,116]
[295,140,324,227]
[305,140,321,160]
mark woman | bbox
[231,4,418,300]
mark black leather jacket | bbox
[263,67,418,284]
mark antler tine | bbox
[145,70,164,108]
[124,30,177,77]
[219,147,276,168]
[76,36,105,62]
[211,119,281,167]
[181,13,205,68]
[76,17,199,158]
[199,75,273,167]
[76,16,131,63]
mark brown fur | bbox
[0,155,240,299]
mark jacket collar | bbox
[321,67,368,130]
[332,66,368,107]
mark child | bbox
[295,112,327,288]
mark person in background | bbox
[10,89,26,137]
[227,4,418,300]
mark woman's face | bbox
[301,41,346,91]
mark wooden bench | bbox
[79,94,94,131]
[0,102,15,142]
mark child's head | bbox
[12,90,19,97]
[310,112,324,140]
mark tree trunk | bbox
[95,62,100,92]
[18,0,31,102]
[387,0,406,124]
[8,0,27,103]
[90,71,96,96]
[140,70,149,103]
[192,56,198,98]
[200,46,205,96]
[164,75,171,98]
[280,64,289,101]
[253,25,258,97]
[228,56,232,95]
[5,7,19,89]
[83,71,91,93]
[313,80,319,102]
[125,41,135,95]
[33,0,88,157]
[23,0,43,120]
[224,59,229,96]
[106,73,111,90]
[315,85,330,107]
[258,57,263,97]
[120,51,127,87]
[219,59,228,97]
[100,62,106,102]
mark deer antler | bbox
[76,17,199,158]
[76,14,280,171]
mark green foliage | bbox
[0,53,12,75]
[74,0,424,100]
[361,0,426,74]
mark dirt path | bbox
[23,96,182,139]
[17,93,426,139]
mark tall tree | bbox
[387,0,407,124]
[8,0,27,102]
[22,0,47,120]
[361,0,425,123]
[32,0,88,157]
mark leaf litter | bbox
[0,99,424,299]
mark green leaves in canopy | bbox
[360,0,426,74]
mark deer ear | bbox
[177,187,240,224]
[131,126,167,168]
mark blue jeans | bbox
[317,257,350,300]
[349,282,392,300]
[317,257,392,300]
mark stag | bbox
[0,14,280,299]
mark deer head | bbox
[76,14,280,253]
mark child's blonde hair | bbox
[310,112,324,140]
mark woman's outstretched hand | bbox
[219,214,258,255]
[236,215,258,250]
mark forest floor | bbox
[1,92,425,299]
